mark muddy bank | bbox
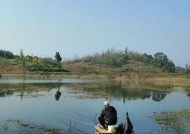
[153,109,190,134]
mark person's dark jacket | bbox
[100,105,117,124]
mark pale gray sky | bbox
[0,0,190,67]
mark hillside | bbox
[0,57,68,74]
[63,60,162,76]
[1,48,189,79]
[0,57,162,77]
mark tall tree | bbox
[125,47,128,55]
[164,60,176,73]
[153,52,168,68]
[55,52,62,63]
[153,52,176,73]
[20,49,24,60]
[142,53,153,64]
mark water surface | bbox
[0,79,190,134]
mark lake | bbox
[0,79,190,134]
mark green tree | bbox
[142,53,153,64]
[127,51,143,61]
[153,52,176,73]
[153,52,168,68]
[25,55,33,61]
[164,60,176,73]
[55,52,62,63]
[20,49,24,60]
[33,56,39,64]
[0,50,14,59]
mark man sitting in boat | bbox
[98,100,117,129]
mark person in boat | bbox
[98,100,117,129]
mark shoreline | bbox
[1,73,190,87]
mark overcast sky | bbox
[0,0,189,67]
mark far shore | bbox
[1,73,190,93]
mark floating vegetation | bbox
[153,109,190,134]
[1,119,62,134]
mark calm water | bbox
[0,79,190,134]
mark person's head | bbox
[104,100,109,107]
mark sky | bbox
[0,0,189,67]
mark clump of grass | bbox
[153,109,190,133]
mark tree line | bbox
[83,48,176,73]
[0,49,62,71]
[0,49,62,63]
[1,48,189,73]
[0,50,15,59]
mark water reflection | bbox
[75,82,169,103]
[0,90,14,97]
[55,90,62,101]
[152,92,167,102]
[0,79,190,134]
[0,80,173,102]
[0,82,57,99]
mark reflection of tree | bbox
[104,83,151,103]
[188,93,190,97]
[20,92,24,100]
[152,91,167,102]
[54,84,62,101]
[63,82,170,103]
[0,90,14,97]
[0,81,170,102]
[0,90,6,97]
[68,82,152,102]
[0,83,61,99]
[55,90,62,101]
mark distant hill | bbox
[1,48,189,77]
[63,60,163,78]
[64,48,176,73]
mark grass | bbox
[153,109,190,133]
[1,59,190,93]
